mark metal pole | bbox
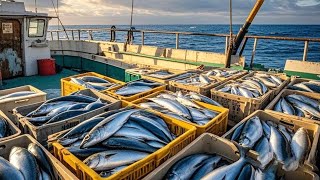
[78,30,81,40]
[176,33,179,49]
[130,0,134,27]
[225,36,229,54]
[51,31,54,40]
[239,37,249,56]
[57,31,60,40]
[225,0,265,67]
[303,41,309,61]
[141,32,145,45]
[250,38,258,68]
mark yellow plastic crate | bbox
[132,90,229,136]
[141,69,187,84]
[103,80,167,102]
[61,72,125,96]
[52,103,196,180]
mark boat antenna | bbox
[224,0,265,68]
[34,0,37,13]
[49,0,69,39]
[224,0,233,68]
[130,0,134,27]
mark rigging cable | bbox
[49,0,69,40]
[229,0,233,53]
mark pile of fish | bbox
[139,91,221,125]
[70,76,120,91]
[0,91,36,101]
[0,143,54,180]
[205,69,243,78]
[147,70,176,78]
[56,109,175,178]
[115,80,162,96]
[25,94,106,126]
[288,80,320,93]
[218,73,283,98]
[229,116,311,171]
[164,144,283,180]
[273,94,320,120]
[174,74,217,87]
[128,68,157,75]
[0,115,11,139]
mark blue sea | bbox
[48,25,320,69]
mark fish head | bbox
[165,172,182,180]
[80,127,103,148]
[9,146,22,157]
[84,154,102,169]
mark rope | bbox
[50,0,69,40]
[229,0,233,48]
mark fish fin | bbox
[283,158,299,171]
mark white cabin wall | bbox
[23,17,51,76]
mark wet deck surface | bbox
[1,69,78,99]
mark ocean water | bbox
[48,25,320,69]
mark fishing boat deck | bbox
[1,69,78,99]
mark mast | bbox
[224,0,265,68]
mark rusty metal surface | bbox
[0,19,23,79]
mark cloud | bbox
[18,0,320,24]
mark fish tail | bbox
[232,141,250,158]
[257,151,274,168]
[283,157,299,171]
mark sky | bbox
[19,0,320,25]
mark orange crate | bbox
[131,90,229,136]
[52,103,196,180]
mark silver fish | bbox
[0,116,8,138]
[253,136,273,168]
[269,126,297,171]
[0,157,24,180]
[28,143,54,179]
[84,150,149,171]
[9,147,40,180]
[239,116,263,148]
[80,109,139,148]
[199,75,211,84]
[80,76,111,84]
[176,96,201,109]
[237,164,255,180]
[148,98,192,119]
[291,128,311,165]
[280,98,295,115]
[115,86,152,96]
[102,137,159,153]
[165,154,211,180]
[202,143,249,180]
[190,156,222,180]
[0,91,36,101]
[189,92,223,107]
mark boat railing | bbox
[47,28,320,68]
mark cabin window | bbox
[28,19,45,37]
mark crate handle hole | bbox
[279,120,294,127]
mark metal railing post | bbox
[71,30,75,40]
[78,30,81,40]
[50,31,54,40]
[176,33,179,49]
[57,31,60,40]
[141,32,145,45]
[303,41,309,61]
[88,31,93,40]
[250,38,258,69]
